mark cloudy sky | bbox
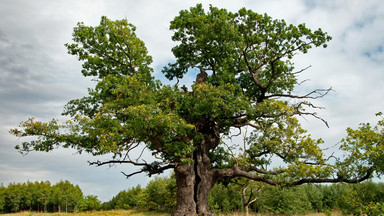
[1,0,383,201]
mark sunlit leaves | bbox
[10,118,62,153]
[247,112,323,161]
[164,4,331,102]
[338,113,384,178]
[65,16,153,81]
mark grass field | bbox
[1,210,344,216]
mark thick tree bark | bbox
[174,163,197,216]
[173,130,220,216]
[195,130,221,216]
[195,141,215,216]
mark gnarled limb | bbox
[215,165,373,186]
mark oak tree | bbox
[10,5,384,216]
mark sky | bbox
[0,0,383,201]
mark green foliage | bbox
[207,181,384,215]
[337,181,384,216]
[304,184,324,212]
[104,185,143,210]
[0,185,5,213]
[4,183,22,213]
[321,183,341,210]
[80,195,102,211]
[64,16,153,81]
[208,183,241,213]
[51,180,83,213]
[165,4,331,98]
[142,176,176,211]
[338,113,384,179]
[363,202,384,216]
[0,180,94,214]
[104,175,176,213]
[258,186,312,215]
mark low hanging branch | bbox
[216,166,373,186]
[88,159,175,178]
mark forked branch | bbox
[265,87,333,100]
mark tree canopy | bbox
[10,4,384,216]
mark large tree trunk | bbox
[174,163,197,216]
[173,122,220,216]
[195,140,215,216]
[173,151,216,216]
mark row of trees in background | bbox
[209,180,384,216]
[0,180,101,213]
[2,177,384,215]
[104,176,384,216]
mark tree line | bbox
[0,180,101,213]
[1,177,384,215]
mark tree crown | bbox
[10,5,383,186]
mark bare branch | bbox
[227,127,242,140]
[89,159,175,178]
[136,146,147,161]
[222,141,238,165]
[243,126,248,156]
[265,87,333,100]
[322,142,341,151]
[293,65,312,75]
[293,101,330,127]
[122,170,144,178]
[298,111,329,128]
[298,79,310,85]
[88,159,147,167]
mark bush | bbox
[364,202,384,216]
[208,183,241,213]
[80,195,101,211]
[104,185,143,210]
[259,186,312,215]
